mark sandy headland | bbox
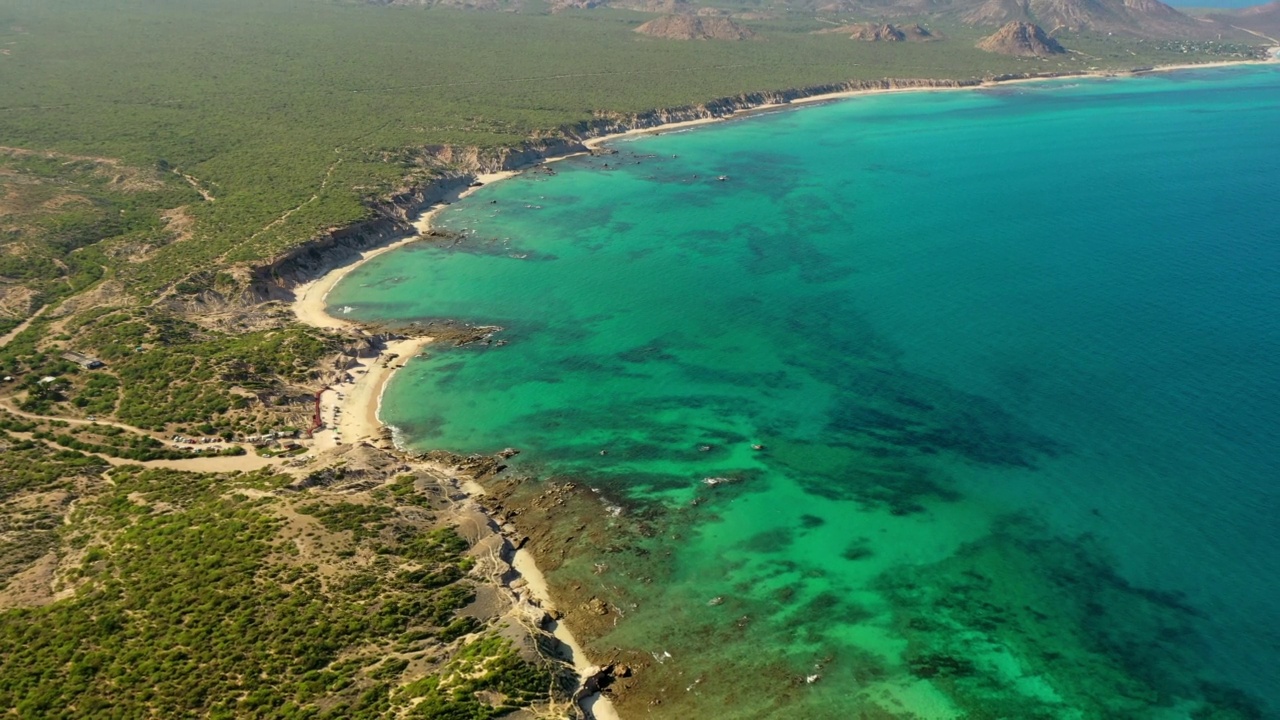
[293,170,515,451]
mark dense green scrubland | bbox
[0,1,1269,716]
[0,305,338,435]
[1,0,1257,293]
[2,0,1178,434]
[0,442,559,719]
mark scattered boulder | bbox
[573,663,631,704]
[976,21,1066,56]
[583,596,612,615]
[634,14,756,40]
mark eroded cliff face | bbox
[246,178,462,299]
[420,139,588,175]
[243,137,585,302]
[563,78,975,139]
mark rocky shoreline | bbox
[404,448,632,718]
[245,72,1114,300]
[246,54,1279,303]
[277,438,619,718]
[270,55,1279,718]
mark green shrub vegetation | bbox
[2,307,338,429]
[0,434,107,587]
[0,459,558,718]
[299,500,395,541]
[0,2,1264,717]
[0,149,202,312]
[0,0,1256,437]
[0,0,1256,294]
[398,635,558,720]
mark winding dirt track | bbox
[0,305,48,349]
[0,401,285,473]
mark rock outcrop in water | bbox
[634,14,755,40]
[977,21,1066,56]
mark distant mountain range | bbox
[808,0,1220,37]
[373,0,1280,41]
[1207,0,1280,39]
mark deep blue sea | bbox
[331,65,1280,718]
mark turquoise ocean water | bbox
[330,65,1280,718]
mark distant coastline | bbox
[285,49,1279,327]
[267,48,1280,308]
[286,51,1278,718]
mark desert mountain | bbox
[634,14,756,39]
[962,0,1209,37]
[796,0,1215,38]
[367,0,526,8]
[1242,0,1280,18]
[977,20,1067,55]
[611,0,690,11]
[373,0,1254,41]
[1208,1,1280,38]
[816,22,939,40]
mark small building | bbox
[62,351,104,370]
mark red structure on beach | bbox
[310,386,330,436]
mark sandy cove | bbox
[287,54,1278,717]
[294,169,513,451]
[307,336,433,452]
[292,169,518,332]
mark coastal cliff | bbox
[241,59,1243,307]
[247,75,1074,301]
[247,138,585,299]
[563,78,978,138]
